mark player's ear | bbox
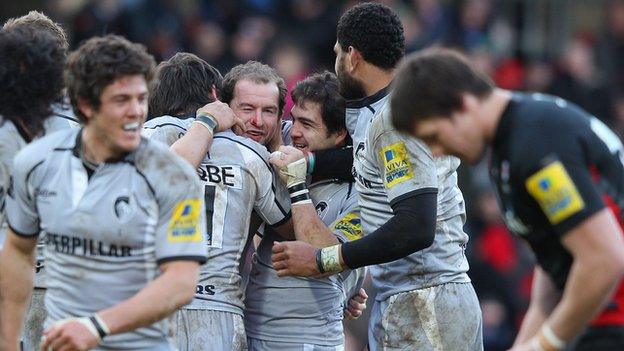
[209,85,218,101]
[77,98,95,121]
[346,46,362,73]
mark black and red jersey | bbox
[490,92,624,326]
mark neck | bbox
[480,88,513,142]
[360,65,395,97]
[81,126,117,164]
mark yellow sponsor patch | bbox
[525,161,584,224]
[331,212,363,241]
[167,199,202,242]
[380,142,413,187]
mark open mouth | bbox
[246,130,264,138]
[293,143,307,149]
[123,121,140,132]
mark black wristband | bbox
[290,191,311,204]
[89,315,108,339]
[315,249,325,273]
[288,182,307,194]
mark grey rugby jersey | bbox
[348,90,470,301]
[6,128,207,350]
[144,116,291,315]
[1,110,78,288]
[245,179,365,346]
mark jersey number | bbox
[204,185,228,248]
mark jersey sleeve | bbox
[252,153,291,227]
[154,166,207,264]
[5,152,40,237]
[521,132,605,237]
[329,189,363,243]
[371,128,438,204]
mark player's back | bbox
[0,118,27,248]
[190,131,290,315]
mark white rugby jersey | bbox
[6,128,207,350]
[144,116,291,316]
[1,108,78,288]
[244,179,365,346]
[347,88,470,301]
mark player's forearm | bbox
[292,203,339,247]
[546,256,622,342]
[514,303,549,345]
[97,261,199,335]
[170,123,214,168]
[0,240,35,348]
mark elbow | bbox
[170,265,200,308]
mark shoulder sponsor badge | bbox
[525,161,584,224]
[379,142,413,187]
[167,199,201,242]
[331,212,363,241]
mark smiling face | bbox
[290,100,345,153]
[79,74,148,157]
[230,79,281,146]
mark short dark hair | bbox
[391,48,495,133]
[3,11,69,50]
[291,71,346,136]
[65,35,155,123]
[337,2,405,70]
[221,61,287,116]
[149,52,223,118]
[0,26,66,137]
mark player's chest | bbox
[35,166,156,245]
[490,158,534,236]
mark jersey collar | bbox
[71,128,141,164]
[345,84,391,109]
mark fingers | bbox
[233,115,247,133]
[354,288,368,303]
[272,241,286,254]
[41,324,62,350]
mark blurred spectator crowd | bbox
[5,0,624,349]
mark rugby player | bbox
[0,15,73,350]
[144,57,292,351]
[2,11,80,131]
[245,71,366,350]
[390,48,624,351]
[0,35,206,351]
[270,3,482,350]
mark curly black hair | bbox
[291,71,346,137]
[0,26,66,138]
[149,52,223,118]
[65,35,155,123]
[337,2,405,70]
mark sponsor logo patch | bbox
[380,142,413,187]
[331,212,363,241]
[167,199,201,242]
[525,161,584,224]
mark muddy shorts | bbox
[173,309,247,351]
[247,337,344,351]
[368,282,483,351]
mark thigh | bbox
[173,309,247,351]
[373,283,483,351]
[21,288,47,351]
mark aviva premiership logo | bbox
[167,199,201,242]
[380,142,413,187]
